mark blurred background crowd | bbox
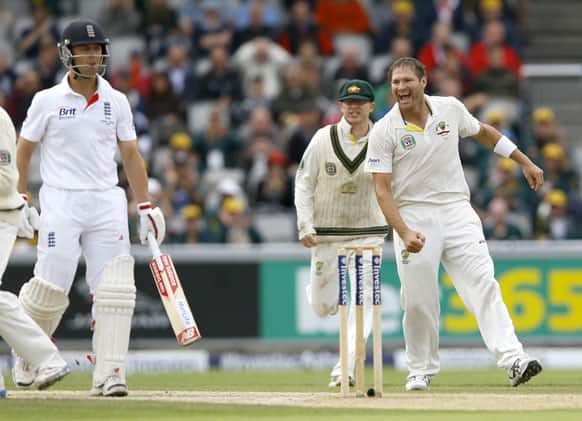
[0,0,580,244]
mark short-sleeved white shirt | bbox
[364,95,480,207]
[20,74,137,190]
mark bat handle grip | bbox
[147,232,162,259]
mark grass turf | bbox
[1,369,581,420]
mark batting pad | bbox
[92,255,136,386]
[0,291,62,369]
[19,276,69,337]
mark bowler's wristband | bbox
[493,136,517,158]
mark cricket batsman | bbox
[13,19,165,397]
[0,105,70,398]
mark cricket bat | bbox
[147,233,201,346]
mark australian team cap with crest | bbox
[337,79,375,102]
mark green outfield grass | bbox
[1,369,582,420]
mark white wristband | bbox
[493,136,517,158]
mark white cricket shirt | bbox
[20,74,137,190]
[364,95,481,207]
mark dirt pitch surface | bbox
[10,390,582,411]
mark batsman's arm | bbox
[118,139,150,203]
[16,137,37,194]
[372,172,424,253]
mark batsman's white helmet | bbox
[57,19,109,77]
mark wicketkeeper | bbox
[294,79,389,387]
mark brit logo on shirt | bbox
[58,106,76,120]
[102,101,113,126]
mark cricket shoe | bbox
[90,375,128,397]
[0,372,6,398]
[12,353,35,389]
[405,375,432,391]
[328,374,355,388]
[508,357,542,387]
[34,363,71,390]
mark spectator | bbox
[333,47,369,84]
[372,0,424,54]
[473,44,519,98]
[0,47,16,95]
[202,196,263,243]
[172,204,205,244]
[98,0,141,37]
[143,70,184,123]
[278,0,333,55]
[535,190,582,240]
[195,46,242,103]
[473,0,520,50]
[540,143,579,196]
[232,36,291,100]
[232,0,276,50]
[192,1,233,57]
[17,2,59,60]
[272,64,316,126]
[417,21,466,76]
[164,43,196,100]
[467,20,521,79]
[254,150,293,209]
[5,68,41,128]
[141,0,180,59]
[483,196,524,239]
[286,103,323,169]
[35,37,61,90]
[193,107,242,172]
[315,0,371,36]
[530,107,563,152]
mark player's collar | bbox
[395,94,433,127]
[337,116,372,142]
[59,73,107,97]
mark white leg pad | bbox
[18,277,69,337]
[92,256,136,387]
[0,291,63,369]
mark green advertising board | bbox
[260,259,582,343]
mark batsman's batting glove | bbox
[137,201,166,245]
[17,194,40,239]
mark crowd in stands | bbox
[0,0,580,244]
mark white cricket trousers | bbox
[0,221,63,369]
[306,236,385,378]
[34,185,131,293]
[393,201,525,377]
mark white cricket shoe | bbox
[34,363,71,390]
[0,372,6,398]
[405,375,432,391]
[12,353,35,389]
[90,375,128,397]
[328,374,355,388]
[508,356,542,387]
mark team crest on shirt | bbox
[0,150,10,165]
[436,121,450,136]
[325,161,337,176]
[341,181,357,194]
[315,261,324,275]
[101,101,114,126]
[400,134,416,150]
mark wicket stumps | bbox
[337,246,383,398]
